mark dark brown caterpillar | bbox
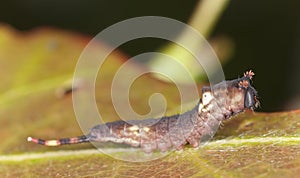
[27,70,259,153]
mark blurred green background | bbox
[0,0,299,111]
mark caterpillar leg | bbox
[27,135,90,146]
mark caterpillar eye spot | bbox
[202,91,213,105]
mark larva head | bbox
[239,70,259,110]
[244,86,259,109]
[201,70,259,115]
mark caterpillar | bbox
[27,70,259,153]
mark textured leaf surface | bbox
[0,25,299,177]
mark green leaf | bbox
[0,25,299,177]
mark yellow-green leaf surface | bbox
[0,25,299,177]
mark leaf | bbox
[0,25,300,177]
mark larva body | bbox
[28,70,259,153]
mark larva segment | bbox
[178,105,200,148]
[27,135,89,146]
[167,115,187,150]
[155,117,172,152]
[89,121,142,146]
[27,70,259,153]
[140,124,156,153]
